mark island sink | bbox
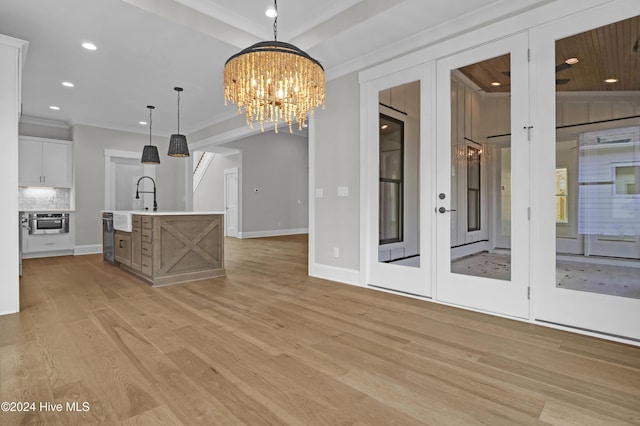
[113,212,132,232]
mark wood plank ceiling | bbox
[458,15,640,93]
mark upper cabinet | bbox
[19,137,72,188]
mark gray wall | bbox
[73,124,185,246]
[224,131,308,234]
[193,153,240,211]
[313,72,361,269]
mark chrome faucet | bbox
[135,176,158,211]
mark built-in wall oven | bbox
[28,213,70,235]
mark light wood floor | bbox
[2,235,640,425]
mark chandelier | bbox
[223,0,325,133]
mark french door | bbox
[364,0,640,343]
[530,1,640,341]
[435,34,530,318]
[364,63,434,297]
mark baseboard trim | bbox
[23,250,74,259]
[238,228,308,239]
[310,263,361,287]
[74,244,103,255]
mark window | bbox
[467,146,481,231]
[556,167,568,223]
[615,165,640,195]
[379,114,404,244]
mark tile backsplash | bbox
[19,187,71,211]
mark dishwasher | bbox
[102,212,115,263]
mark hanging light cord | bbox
[149,107,153,145]
[273,0,278,41]
[177,90,181,134]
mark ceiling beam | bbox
[121,0,260,48]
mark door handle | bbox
[437,207,457,214]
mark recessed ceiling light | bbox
[565,57,579,65]
[265,8,277,18]
[61,81,74,88]
[139,121,147,125]
[82,42,97,51]
[49,106,60,110]
[491,82,501,86]
[605,78,618,83]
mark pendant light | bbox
[223,0,325,133]
[141,105,160,164]
[167,87,190,157]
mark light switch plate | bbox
[315,188,324,198]
[337,186,349,197]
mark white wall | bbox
[224,132,308,236]
[313,72,361,269]
[0,34,26,315]
[193,153,240,211]
[73,124,186,246]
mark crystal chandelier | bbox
[223,0,325,133]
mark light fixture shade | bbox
[224,40,325,133]
[168,134,190,157]
[141,144,160,164]
[141,105,160,164]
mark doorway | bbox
[435,34,530,318]
[104,150,155,211]
[224,168,239,237]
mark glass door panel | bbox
[436,34,529,319]
[377,82,421,270]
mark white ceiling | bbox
[0,0,555,137]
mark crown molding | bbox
[20,115,70,129]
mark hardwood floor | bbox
[2,234,639,425]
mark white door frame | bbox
[224,167,239,237]
[104,149,155,210]
[530,0,640,341]
[361,62,436,297]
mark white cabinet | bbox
[23,233,73,254]
[19,137,72,188]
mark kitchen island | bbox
[109,211,225,286]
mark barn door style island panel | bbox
[110,212,225,286]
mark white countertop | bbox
[20,209,75,213]
[18,209,75,213]
[104,210,225,216]
[106,210,225,232]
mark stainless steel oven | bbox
[28,213,70,235]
